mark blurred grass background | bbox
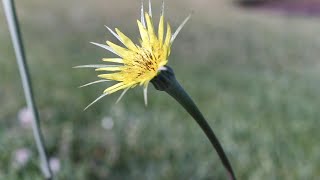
[1,0,320,179]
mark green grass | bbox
[1,0,320,179]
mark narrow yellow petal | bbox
[104,82,125,94]
[102,58,123,63]
[115,28,138,51]
[145,13,158,47]
[107,41,134,58]
[145,13,157,44]
[98,73,123,81]
[96,66,122,71]
[158,15,164,45]
[137,20,149,43]
[164,23,171,48]
[104,82,135,94]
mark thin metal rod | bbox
[2,0,53,179]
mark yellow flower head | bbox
[77,0,190,109]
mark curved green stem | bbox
[151,66,236,180]
[2,0,52,179]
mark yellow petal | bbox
[115,28,138,51]
[164,23,171,48]
[107,41,134,59]
[137,20,149,43]
[104,82,135,94]
[96,66,122,71]
[145,13,156,44]
[158,15,164,46]
[104,82,125,94]
[102,58,123,63]
[98,73,123,81]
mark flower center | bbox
[130,47,159,80]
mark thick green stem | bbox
[2,0,52,179]
[151,66,236,180]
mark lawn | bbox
[0,0,319,179]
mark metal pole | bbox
[2,0,53,179]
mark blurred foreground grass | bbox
[0,0,320,179]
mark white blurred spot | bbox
[101,117,114,130]
[49,157,61,174]
[158,66,167,71]
[13,148,31,168]
[18,107,33,128]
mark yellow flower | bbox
[77,0,190,110]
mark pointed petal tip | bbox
[148,0,152,17]
[105,26,125,44]
[115,88,129,104]
[83,93,108,111]
[79,79,110,88]
[140,0,146,28]
[104,25,113,32]
[143,84,149,106]
[73,65,89,69]
[74,64,113,68]
[91,41,119,56]
[161,0,165,16]
[170,14,192,44]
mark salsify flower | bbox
[76,0,190,109]
[77,1,236,179]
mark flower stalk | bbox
[2,0,53,179]
[151,66,236,180]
